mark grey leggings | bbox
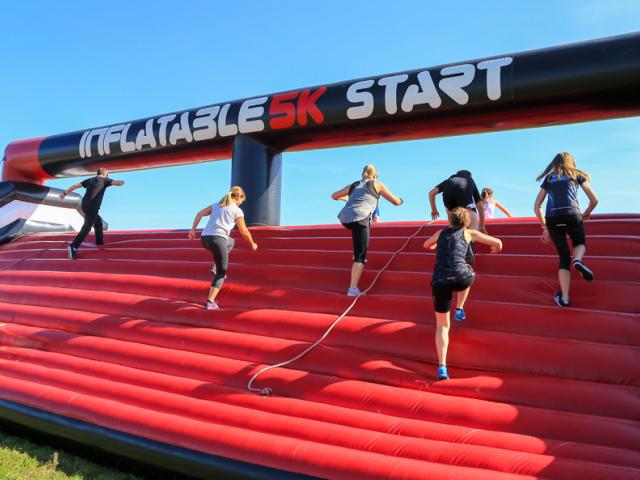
[201,235,235,289]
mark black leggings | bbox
[71,209,104,249]
[546,214,586,270]
[432,272,475,313]
[201,235,235,289]
[342,219,370,264]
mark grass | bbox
[0,427,143,480]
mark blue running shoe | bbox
[454,308,466,322]
[437,365,449,381]
[553,291,570,307]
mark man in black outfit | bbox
[428,170,486,233]
[59,168,125,259]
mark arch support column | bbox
[231,135,282,226]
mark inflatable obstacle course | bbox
[0,216,638,479]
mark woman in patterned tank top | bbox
[423,208,503,381]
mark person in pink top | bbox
[480,188,512,219]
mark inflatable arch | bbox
[0,33,639,480]
[2,32,639,236]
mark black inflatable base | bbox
[0,400,314,480]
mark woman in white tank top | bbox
[188,186,258,310]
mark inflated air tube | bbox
[0,181,89,243]
[0,217,639,479]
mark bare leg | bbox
[558,269,571,301]
[435,312,451,366]
[350,262,365,289]
[207,286,221,302]
[572,244,586,261]
[455,287,471,309]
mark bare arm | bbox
[236,217,258,251]
[188,206,212,239]
[495,200,512,217]
[476,201,486,233]
[111,180,125,186]
[533,188,550,243]
[428,188,439,220]
[468,229,503,253]
[422,230,441,251]
[374,181,403,206]
[533,189,547,226]
[331,184,352,201]
[580,181,598,220]
[59,183,83,199]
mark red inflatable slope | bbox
[0,215,638,479]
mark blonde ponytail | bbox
[536,152,590,182]
[219,186,246,207]
[362,164,377,180]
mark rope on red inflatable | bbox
[247,221,433,396]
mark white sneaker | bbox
[347,287,362,296]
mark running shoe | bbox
[210,263,217,274]
[67,246,77,260]
[347,287,361,296]
[437,365,449,381]
[205,300,220,310]
[454,308,466,322]
[573,259,594,282]
[553,291,570,307]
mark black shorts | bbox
[342,218,370,264]
[432,273,475,313]
[546,214,586,270]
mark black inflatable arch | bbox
[2,32,640,225]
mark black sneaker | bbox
[67,246,78,260]
[573,259,594,282]
[553,291,570,307]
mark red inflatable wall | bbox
[0,216,638,479]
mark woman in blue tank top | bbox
[533,152,598,308]
[423,208,503,381]
[332,164,404,296]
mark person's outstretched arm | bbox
[495,200,512,217]
[468,229,503,253]
[375,181,403,206]
[235,217,258,251]
[331,185,351,201]
[188,206,212,239]
[111,180,125,186]
[422,230,441,250]
[59,183,83,199]
[428,187,440,220]
[580,181,598,220]
[533,189,549,243]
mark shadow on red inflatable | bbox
[0,215,639,479]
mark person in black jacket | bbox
[60,168,125,259]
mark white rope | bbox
[247,221,433,396]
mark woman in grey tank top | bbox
[332,164,404,296]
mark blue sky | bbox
[1,1,639,229]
